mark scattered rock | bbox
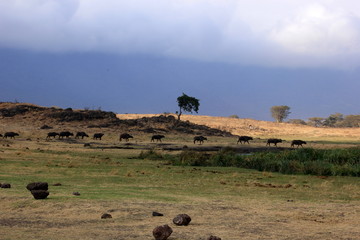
[73,192,81,196]
[173,214,191,226]
[208,235,222,240]
[153,224,173,240]
[1,183,11,188]
[101,213,112,219]
[31,190,49,199]
[26,182,48,191]
[40,125,53,129]
[152,211,164,217]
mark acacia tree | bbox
[176,93,200,121]
[271,105,291,123]
[323,113,344,127]
[308,117,324,127]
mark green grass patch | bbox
[166,147,360,177]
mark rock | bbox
[73,192,81,196]
[101,213,112,219]
[173,214,191,226]
[207,235,222,240]
[152,211,164,217]
[1,183,11,188]
[153,224,173,240]
[84,143,91,147]
[52,183,62,186]
[31,190,49,199]
[40,125,53,129]
[26,182,48,191]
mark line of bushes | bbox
[140,148,360,177]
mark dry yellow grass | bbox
[1,197,359,240]
[117,114,360,142]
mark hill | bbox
[117,114,360,142]
[1,102,360,142]
[0,102,232,137]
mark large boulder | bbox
[31,190,49,199]
[153,224,173,240]
[26,182,48,191]
[173,214,191,226]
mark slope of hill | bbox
[0,103,232,137]
[117,114,360,141]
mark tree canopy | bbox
[270,105,291,123]
[176,93,200,120]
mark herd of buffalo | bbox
[0,131,307,147]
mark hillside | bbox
[1,102,360,142]
[117,114,360,141]
[0,103,232,137]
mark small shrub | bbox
[139,149,163,160]
[176,150,211,166]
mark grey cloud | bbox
[1,0,360,68]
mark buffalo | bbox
[59,131,74,139]
[119,133,133,142]
[47,132,59,139]
[3,132,19,139]
[266,138,283,146]
[193,136,207,145]
[93,133,104,140]
[0,134,2,137]
[237,136,253,144]
[151,135,165,142]
[75,132,89,139]
[291,140,307,148]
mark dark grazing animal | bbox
[119,133,133,142]
[0,134,2,138]
[266,138,283,146]
[3,132,19,139]
[291,140,307,148]
[75,132,89,139]
[237,136,253,144]
[93,133,104,140]
[59,131,74,139]
[46,132,59,139]
[151,135,165,142]
[194,136,207,145]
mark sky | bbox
[0,0,359,121]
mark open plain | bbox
[1,104,360,240]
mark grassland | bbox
[1,129,360,240]
[118,114,360,142]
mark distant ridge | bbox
[117,114,360,141]
[0,102,232,136]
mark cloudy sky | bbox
[0,0,359,121]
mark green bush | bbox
[166,147,360,177]
[138,149,164,160]
[176,150,211,166]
